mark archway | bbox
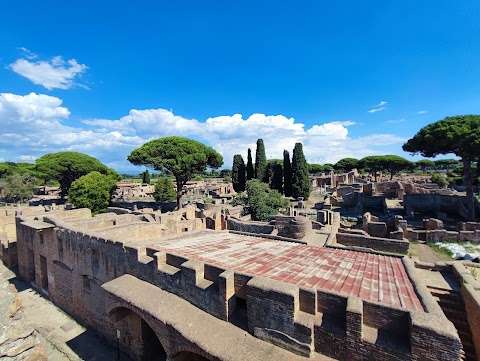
[109,307,167,361]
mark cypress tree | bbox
[142,170,151,184]
[291,143,311,199]
[283,150,293,197]
[232,154,246,192]
[246,148,254,180]
[267,160,283,194]
[255,139,267,182]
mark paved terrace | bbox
[134,232,424,312]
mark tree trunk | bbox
[176,177,183,210]
[463,160,475,221]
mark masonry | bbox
[13,208,464,361]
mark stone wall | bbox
[226,217,275,234]
[336,231,409,254]
[404,193,469,219]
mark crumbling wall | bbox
[226,217,275,234]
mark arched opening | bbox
[109,307,167,361]
[141,319,166,361]
[172,351,209,361]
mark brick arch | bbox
[106,301,210,360]
[169,345,214,361]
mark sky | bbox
[1,1,480,172]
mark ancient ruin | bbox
[0,196,476,360]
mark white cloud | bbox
[16,155,37,162]
[18,47,37,60]
[0,93,144,165]
[9,54,88,90]
[1,92,409,169]
[368,100,387,113]
[331,120,356,126]
[417,110,427,114]
[386,119,406,123]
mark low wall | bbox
[336,231,409,254]
[110,200,176,212]
[226,217,274,234]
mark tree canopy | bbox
[153,177,176,202]
[267,159,283,194]
[382,155,412,180]
[142,170,151,184]
[308,164,324,175]
[291,143,311,199]
[283,150,293,197]
[35,152,118,197]
[255,139,267,182]
[434,159,460,170]
[403,115,480,220]
[232,154,246,192]
[0,173,37,203]
[127,136,223,209]
[246,148,254,180]
[333,158,359,173]
[415,159,435,173]
[68,171,117,215]
[244,179,289,221]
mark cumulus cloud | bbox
[0,92,144,164]
[417,110,427,114]
[1,92,408,169]
[9,51,88,90]
[368,100,387,113]
[386,119,406,123]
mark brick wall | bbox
[14,210,463,361]
[336,232,409,254]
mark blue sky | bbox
[1,1,479,171]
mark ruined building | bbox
[5,204,474,361]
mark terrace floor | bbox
[143,232,424,312]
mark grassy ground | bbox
[408,242,454,263]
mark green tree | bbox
[360,156,387,182]
[232,154,246,192]
[68,172,116,215]
[283,150,293,197]
[127,136,223,209]
[308,164,324,174]
[244,179,289,221]
[220,169,232,178]
[434,159,460,171]
[0,173,37,203]
[403,115,480,221]
[153,177,176,202]
[255,139,267,182]
[142,169,151,184]
[430,173,448,188]
[35,152,116,197]
[416,159,435,173]
[382,155,413,180]
[246,148,254,180]
[323,163,334,172]
[291,143,311,199]
[267,160,283,194]
[333,158,359,173]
